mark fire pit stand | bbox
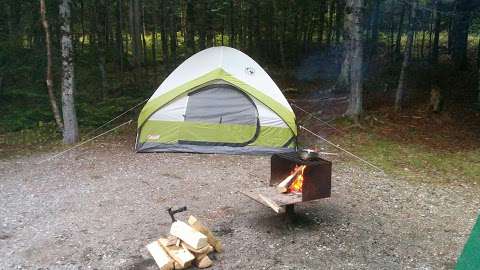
[241,152,331,218]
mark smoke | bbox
[295,47,343,82]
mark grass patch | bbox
[330,130,480,184]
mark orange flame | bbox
[288,165,306,193]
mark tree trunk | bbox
[326,0,335,47]
[395,0,416,112]
[116,0,124,72]
[169,1,177,66]
[141,3,148,65]
[395,4,406,58]
[198,0,207,50]
[451,0,471,70]
[40,0,64,132]
[335,0,345,45]
[185,0,195,54]
[273,0,286,69]
[428,9,433,52]
[336,0,353,93]
[345,0,364,121]
[239,0,245,49]
[369,0,380,58]
[431,0,441,65]
[447,17,453,53]
[337,36,352,92]
[477,64,480,105]
[152,7,158,84]
[318,1,325,46]
[221,17,225,46]
[96,0,108,100]
[389,3,395,63]
[59,0,79,144]
[477,36,480,69]
[160,0,169,69]
[229,0,236,47]
[129,0,141,68]
[80,0,86,50]
[420,26,426,59]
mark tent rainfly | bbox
[136,46,297,154]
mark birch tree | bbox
[59,0,79,144]
[40,0,64,131]
[344,0,364,121]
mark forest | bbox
[1,0,480,144]
[2,1,480,268]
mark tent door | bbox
[179,85,259,146]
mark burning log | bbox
[276,165,306,193]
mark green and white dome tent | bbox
[136,46,297,154]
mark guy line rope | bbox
[38,120,133,164]
[38,98,149,164]
[290,101,383,172]
[82,98,148,139]
[38,95,382,173]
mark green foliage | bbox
[76,96,146,128]
[327,121,480,184]
[0,122,60,146]
[0,40,54,132]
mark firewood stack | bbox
[146,215,223,270]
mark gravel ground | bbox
[0,137,479,270]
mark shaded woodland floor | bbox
[0,129,479,269]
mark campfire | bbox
[277,164,306,194]
[147,213,222,270]
[241,150,331,216]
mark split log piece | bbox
[170,220,208,249]
[158,238,195,268]
[146,240,175,270]
[258,194,285,213]
[195,255,213,269]
[188,215,223,253]
[181,242,213,255]
[165,235,178,246]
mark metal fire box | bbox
[270,152,331,202]
[241,152,332,214]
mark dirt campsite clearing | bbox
[0,132,478,270]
